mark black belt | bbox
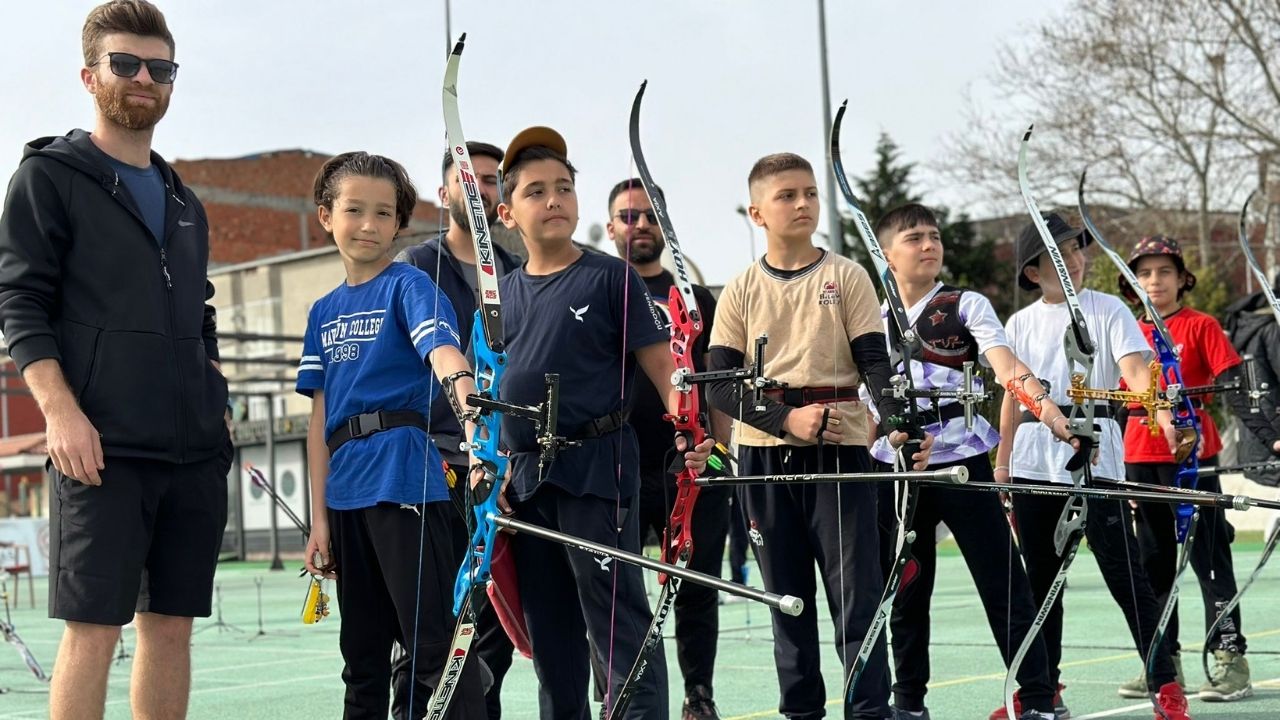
[327,410,429,454]
[1129,398,1202,417]
[573,410,627,440]
[1020,403,1117,425]
[762,386,859,408]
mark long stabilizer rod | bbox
[695,466,967,487]
[490,515,803,616]
[941,480,1280,512]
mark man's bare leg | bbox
[131,612,194,720]
[49,621,120,720]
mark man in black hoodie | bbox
[1224,275,1280,487]
[0,3,230,718]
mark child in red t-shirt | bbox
[1119,235,1254,702]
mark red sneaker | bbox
[988,684,1067,720]
[1154,682,1191,720]
[989,693,1021,720]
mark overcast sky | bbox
[0,0,1066,285]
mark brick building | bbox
[171,149,447,265]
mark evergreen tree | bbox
[853,133,921,222]
[841,133,920,274]
[836,133,1012,314]
[936,208,1014,317]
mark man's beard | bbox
[620,234,664,264]
[449,194,498,229]
[93,82,169,131]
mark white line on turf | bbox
[1073,701,1159,718]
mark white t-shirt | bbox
[1004,289,1151,484]
[866,283,1008,462]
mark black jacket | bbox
[1224,290,1280,485]
[0,129,227,463]
[395,232,519,463]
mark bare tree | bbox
[1182,0,1280,153]
[939,0,1275,265]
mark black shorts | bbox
[48,437,232,625]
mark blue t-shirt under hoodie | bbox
[296,262,461,510]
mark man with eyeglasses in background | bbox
[605,179,733,720]
[0,3,232,718]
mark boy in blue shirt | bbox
[492,127,714,719]
[296,151,485,720]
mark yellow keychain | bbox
[301,575,330,625]
[243,464,333,626]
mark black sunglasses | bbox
[91,52,179,84]
[614,208,659,225]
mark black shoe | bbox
[890,706,931,720]
[682,685,721,720]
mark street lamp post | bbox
[443,0,452,56]
[266,396,282,571]
[230,390,285,571]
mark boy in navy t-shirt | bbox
[491,127,714,719]
[295,152,485,720]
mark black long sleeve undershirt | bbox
[1220,364,1280,453]
[852,332,908,433]
[706,331,908,438]
[706,346,792,437]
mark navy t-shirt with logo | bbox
[499,251,668,501]
[296,263,461,510]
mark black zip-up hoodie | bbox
[1224,289,1280,485]
[0,129,227,464]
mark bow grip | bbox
[888,414,925,468]
[665,423,704,475]
[1064,433,1095,473]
